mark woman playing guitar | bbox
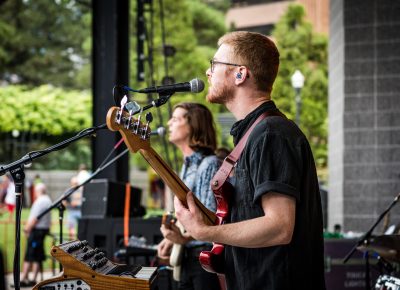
[157,102,221,290]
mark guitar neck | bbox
[105,106,216,226]
[139,147,216,226]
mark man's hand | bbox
[157,238,173,259]
[174,191,210,241]
[23,227,31,236]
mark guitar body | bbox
[169,222,185,281]
[161,212,184,281]
[200,180,234,290]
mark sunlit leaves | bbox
[0,85,91,135]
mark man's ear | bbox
[234,67,248,85]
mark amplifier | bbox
[81,179,144,218]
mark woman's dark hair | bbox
[173,102,217,154]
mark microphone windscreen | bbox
[157,127,166,136]
[190,78,205,93]
[151,127,166,136]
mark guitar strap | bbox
[123,183,131,247]
[211,109,286,192]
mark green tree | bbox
[128,0,227,169]
[0,85,92,168]
[271,4,328,172]
[0,0,90,88]
[0,0,228,170]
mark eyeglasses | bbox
[209,59,243,73]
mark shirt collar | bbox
[183,151,204,167]
[230,100,277,145]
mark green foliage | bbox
[0,0,228,170]
[201,0,231,13]
[29,139,92,170]
[128,0,227,169]
[0,85,91,134]
[0,0,90,88]
[0,85,92,169]
[271,4,328,170]
[188,0,227,47]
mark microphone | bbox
[150,127,166,136]
[138,78,205,94]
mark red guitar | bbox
[199,180,232,275]
[106,107,227,280]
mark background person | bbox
[65,164,90,240]
[3,174,15,218]
[20,182,52,287]
[157,102,220,290]
[64,176,82,240]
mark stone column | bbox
[329,0,400,232]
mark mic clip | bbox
[152,93,173,107]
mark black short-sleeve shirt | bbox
[225,101,326,290]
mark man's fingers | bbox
[174,196,183,212]
[186,191,197,213]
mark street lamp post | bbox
[291,70,305,126]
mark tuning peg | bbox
[133,113,141,134]
[117,95,128,124]
[145,112,153,123]
[120,96,128,108]
[125,101,141,129]
[141,112,153,139]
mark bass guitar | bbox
[106,106,227,283]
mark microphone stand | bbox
[0,123,107,290]
[1,91,173,290]
[343,192,400,290]
[36,146,130,271]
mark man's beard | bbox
[206,83,234,104]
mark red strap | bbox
[211,110,285,191]
[123,183,131,247]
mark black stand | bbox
[0,123,107,290]
[9,166,25,290]
[343,192,400,290]
[57,203,66,246]
[0,91,173,290]
[36,146,130,270]
[56,202,65,272]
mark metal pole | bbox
[295,87,301,126]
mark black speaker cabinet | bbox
[81,179,143,218]
[78,217,163,258]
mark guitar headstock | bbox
[106,104,153,153]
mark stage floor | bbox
[5,271,55,290]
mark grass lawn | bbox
[0,208,65,273]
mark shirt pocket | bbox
[232,167,252,203]
[231,167,264,222]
